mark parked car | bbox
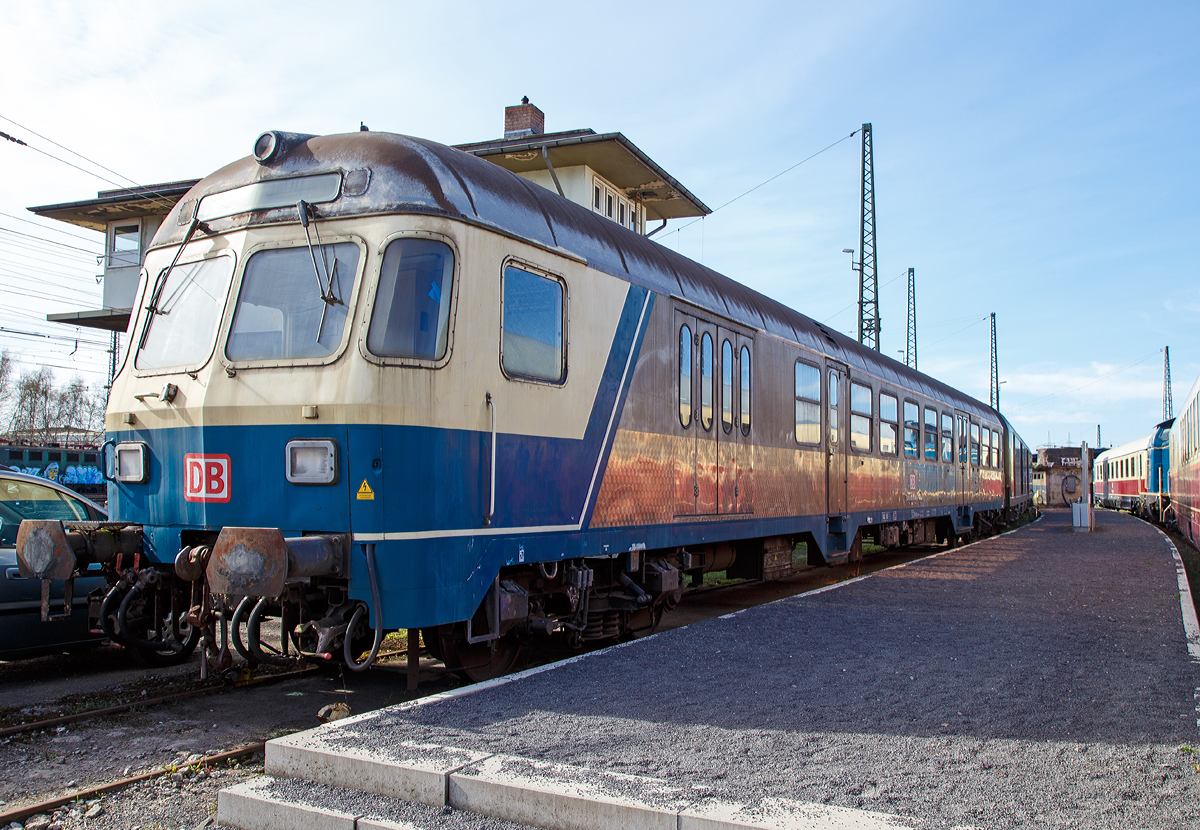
[0,471,108,660]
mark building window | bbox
[924,407,938,461]
[501,264,564,382]
[903,401,919,458]
[850,382,872,452]
[679,325,692,428]
[795,361,820,444]
[879,393,898,455]
[592,176,636,231]
[110,222,141,267]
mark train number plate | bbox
[184,454,232,503]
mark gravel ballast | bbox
[280,510,1200,829]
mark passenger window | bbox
[721,339,734,434]
[794,361,820,444]
[879,393,898,455]
[982,429,991,468]
[850,382,872,452]
[903,401,919,458]
[366,238,455,361]
[828,369,839,447]
[924,407,938,461]
[227,243,359,361]
[993,430,1001,466]
[700,332,713,430]
[740,345,751,436]
[501,265,564,382]
[679,325,692,428]
[970,423,980,466]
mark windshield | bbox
[135,255,235,370]
[0,479,91,546]
[226,242,360,361]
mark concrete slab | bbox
[267,733,491,806]
[218,778,357,830]
[447,752,697,830]
[679,797,913,830]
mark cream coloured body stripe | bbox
[353,290,652,545]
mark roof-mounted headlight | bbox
[253,131,281,164]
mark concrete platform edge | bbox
[218,778,358,830]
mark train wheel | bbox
[436,624,523,682]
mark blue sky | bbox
[1,1,1196,449]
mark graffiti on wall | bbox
[12,462,105,485]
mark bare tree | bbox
[7,367,56,443]
[0,349,14,414]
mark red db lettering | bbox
[184,454,231,503]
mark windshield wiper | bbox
[296,200,343,344]
[136,216,210,353]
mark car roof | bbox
[0,470,107,517]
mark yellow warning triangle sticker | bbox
[356,479,375,500]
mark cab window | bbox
[227,242,360,361]
[366,238,454,360]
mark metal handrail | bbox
[485,392,496,526]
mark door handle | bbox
[6,567,29,580]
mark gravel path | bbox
[310,510,1200,829]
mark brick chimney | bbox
[504,97,544,139]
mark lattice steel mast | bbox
[989,312,999,410]
[905,267,916,369]
[857,123,879,351]
[1164,346,1173,421]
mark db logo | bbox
[908,473,917,491]
[184,454,231,503]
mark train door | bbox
[694,321,718,515]
[675,311,719,517]
[717,332,754,514]
[827,363,848,516]
[955,411,970,507]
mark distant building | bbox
[1035,446,1101,507]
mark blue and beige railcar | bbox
[16,130,1033,675]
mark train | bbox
[1092,370,1200,548]
[15,129,1034,678]
[1093,422,1172,520]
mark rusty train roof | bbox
[153,131,1003,427]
